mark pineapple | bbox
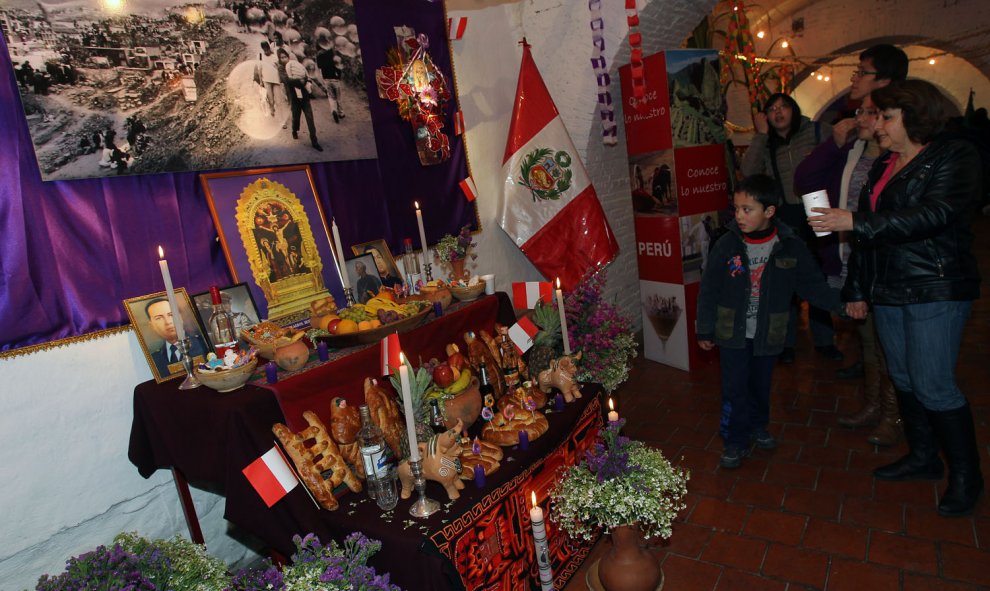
[526,299,562,378]
[389,365,433,450]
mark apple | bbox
[326,318,342,335]
[447,351,467,371]
[433,363,455,388]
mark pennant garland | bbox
[453,110,465,135]
[380,332,401,376]
[507,316,539,355]
[459,176,477,202]
[588,0,617,146]
[625,0,645,98]
[512,281,554,309]
[242,446,299,508]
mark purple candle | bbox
[474,464,486,488]
[554,393,565,412]
[433,300,444,317]
[317,340,329,361]
[265,361,278,384]
[519,430,529,450]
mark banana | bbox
[446,368,472,394]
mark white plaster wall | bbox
[0,0,715,587]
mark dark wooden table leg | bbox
[171,467,206,545]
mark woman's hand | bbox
[698,340,715,351]
[846,301,868,320]
[753,111,769,135]
[809,207,854,233]
[831,118,856,147]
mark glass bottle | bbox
[429,399,446,434]
[207,286,238,359]
[401,237,422,294]
[358,404,395,508]
[479,361,494,399]
[499,333,520,389]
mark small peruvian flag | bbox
[512,281,553,309]
[507,316,539,355]
[453,110,466,136]
[459,176,478,202]
[381,332,401,376]
[242,446,299,508]
[448,16,467,41]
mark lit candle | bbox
[414,201,429,270]
[530,491,554,591]
[331,218,350,289]
[158,246,186,344]
[608,397,619,423]
[398,353,421,463]
[556,278,570,355]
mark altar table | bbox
[128,293,603,590]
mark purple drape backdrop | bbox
[0,0,475,352]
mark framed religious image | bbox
[351,239,404,289]
[346,253,383,304]
[201,165,345,322]
[190,283,262,349]
[123,288,210,383]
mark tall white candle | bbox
[414,201,429,271]
[157,246,186,343]
[556,278,570,355]
[331,218,350,289]
[398,354,421,463]
[530,491,554,591]
[608,397,619,423]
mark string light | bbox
[780,40,789,49]
[757,30,765,39]
[929,58,936,65]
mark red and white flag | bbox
[499,42,619,291]
[507,316,539,355]
[459,176,478,202]
[511,281,553,309]
[453,110,466,135]
[448,16,467,41]
[242,446,299,508]
[381,332,401,376]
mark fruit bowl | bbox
[315,306,432,348]
[404,285,453,310]
[449,281,486,302]
[194,357,258,392]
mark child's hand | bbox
[698,340,715,351]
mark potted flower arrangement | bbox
[550,419,689,591]
[434,225,476,282]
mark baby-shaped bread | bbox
[364,377,405,459]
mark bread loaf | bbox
[363,377,405,458]
[481,405,549,446]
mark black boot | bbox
[928,403,984,517]
[873,390,944,481]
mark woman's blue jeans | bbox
[872,301,972,411]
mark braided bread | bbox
[498,383,547,412]
[481,405,549,446]
[458,437,503,479]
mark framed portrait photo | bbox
[200,165,346,322]
[351,239,404,289]
[190,282,261,350]
[346,253,383,304]
[123,288,210,383]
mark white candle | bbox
[331,218,350,289]
[556,278,570,355]
[608,397,619,423]
[414,201,429,271]
[398,353,421,463]
[157,246,186,343]
[530,491,554,591]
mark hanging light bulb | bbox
[780,40,789,49]
[816,73,823,81]
[757,30,765,39]
[824,74,830,81]
[929,58,936,65]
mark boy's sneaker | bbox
[752,430,778,450]
[720,446,749,469]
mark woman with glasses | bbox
[741,93,840,363]
[795,95,902,447]
[810,80,983,517]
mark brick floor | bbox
[564,214,990,590]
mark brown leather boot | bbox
[838,359,881,428]
[868,383,904,446]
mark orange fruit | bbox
[357,320,373,331]
[317,314,340,331]
[336,319,358,334]
[369,319,382,328]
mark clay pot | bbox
[448,258,469,282]
[274,338,310,371]
[443,377,482,430]
[597,524,662,591]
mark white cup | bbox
[480,274,495,295]
[801,190,832,237]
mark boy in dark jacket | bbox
[697,174,844,468]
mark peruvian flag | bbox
[507,316,539,355]
[511,281,553,309]
[499,41,619,291]
[242,446,299,508]
[381,332,401,376]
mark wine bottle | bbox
[429,399,446,433]
[207,286,238,359]
[479,361,494,399]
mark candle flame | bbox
[608,397,614,411]
[556,277,561,289]
[531,490,537,508]
[399,351,408,365]
[414,201,420,210]
[158,245,164,259]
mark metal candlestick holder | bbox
[343,286,356,307]
[423,261,433,282]
[176,338,202,390]
[408,458,440,518]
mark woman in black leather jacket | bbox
[809,79,983,517]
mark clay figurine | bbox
[536,351,583,402]
[398,419,465,501]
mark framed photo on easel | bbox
[351,239,404,289]
[123,288,209,383]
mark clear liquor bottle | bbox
[207,286,238,358]
[358,404,389,502]
[401,237,422,294]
